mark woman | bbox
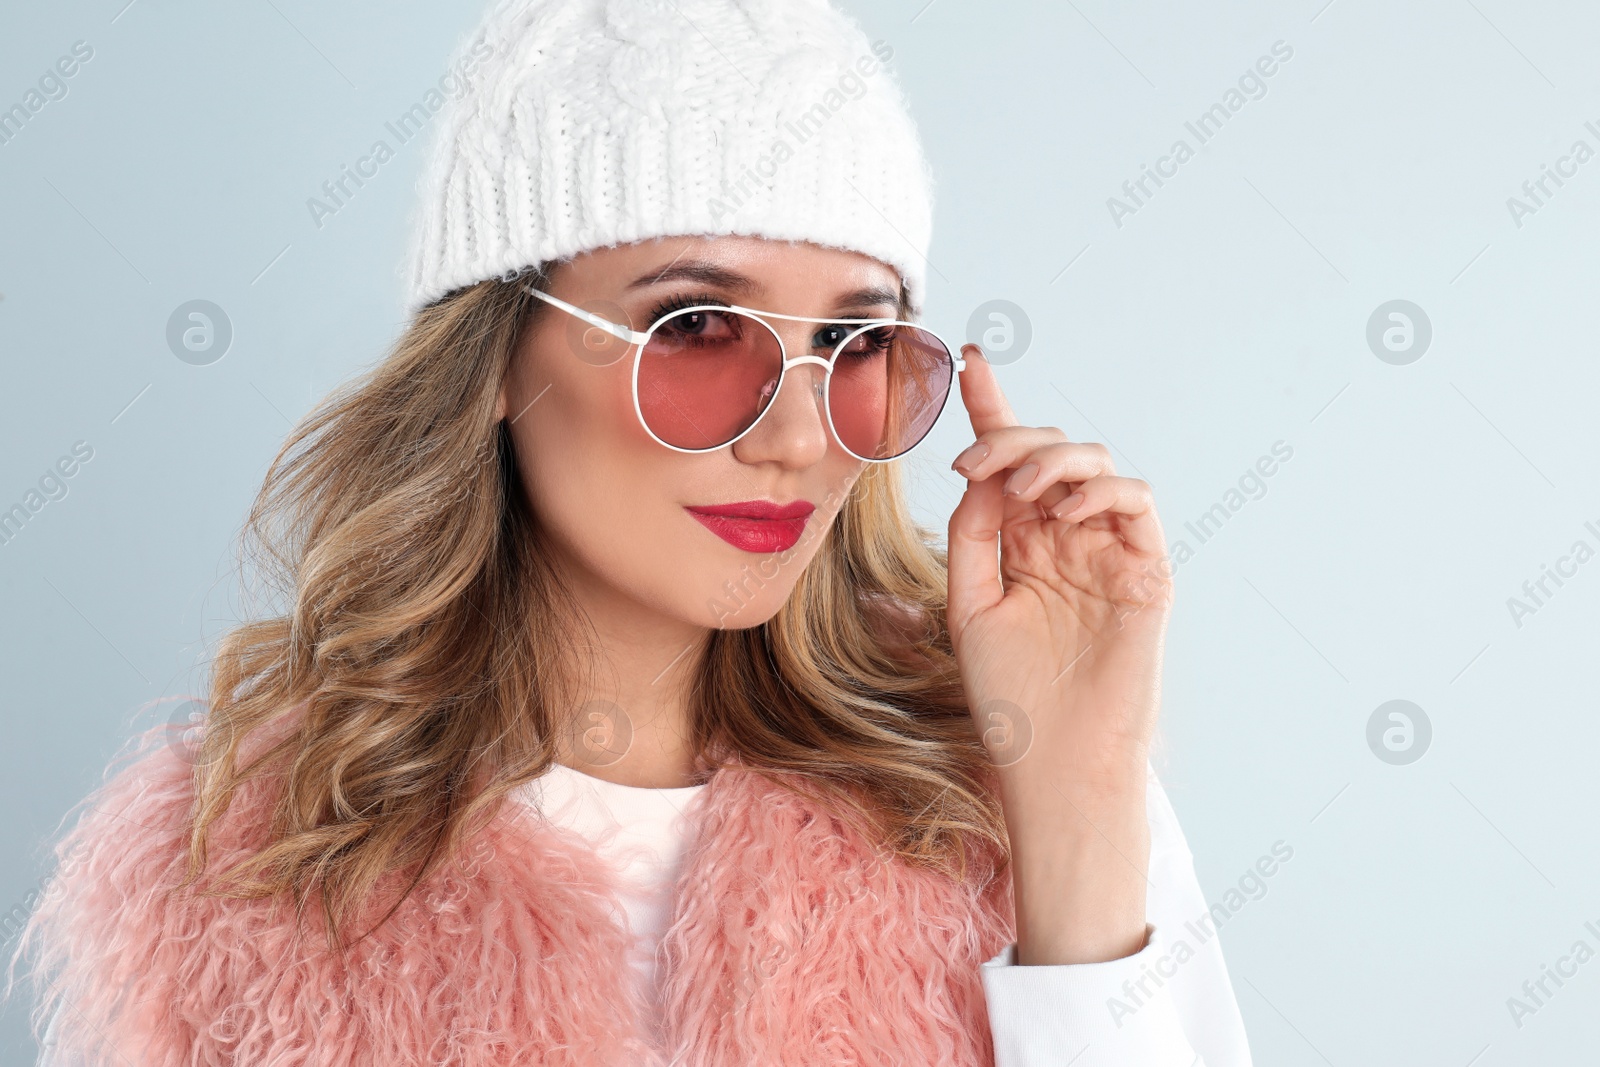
[13,0,1252,1064]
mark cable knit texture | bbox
[402,0,938,317]
[12,716,1015,1065]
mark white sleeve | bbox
[33,976,111,1067]
[979,760,1254,1067]
[36,996,84,1067]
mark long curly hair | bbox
[177,266,1008,953]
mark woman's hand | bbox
[946,342,1174,967]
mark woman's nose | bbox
[735,342,832,466]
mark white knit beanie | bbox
[401,0,937,318]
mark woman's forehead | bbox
[566,235,896,281]
[558,235,902,302]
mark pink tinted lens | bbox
[827,324,954,460]
[636,309,784,449]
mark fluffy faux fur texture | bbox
[13,723,1015,1065]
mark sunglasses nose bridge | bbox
[747,309,831,395]
[744,349,834,456]
[760,353,830,414]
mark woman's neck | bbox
[554,742,706,789]
[552,574,714,789]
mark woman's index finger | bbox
[956,343,1019,439]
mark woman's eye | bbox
[818,323,889,350]
[664,310,733,336]
[815,325,849,349]
[836,326,895,357]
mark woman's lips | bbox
[684,500,816,553]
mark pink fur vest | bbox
[17,724,1016,1065]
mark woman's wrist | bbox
[998,762,1151,966]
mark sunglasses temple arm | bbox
[522,284,651,345]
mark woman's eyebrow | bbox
[626,261,760,295]
[832,285,900,313]
[625,261,899,313]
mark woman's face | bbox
[496,235,902,630]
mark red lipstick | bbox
[684,499,816,553]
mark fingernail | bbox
[1003,463,1040,496]
[952,442,988,473]
[1053,491,1085,517]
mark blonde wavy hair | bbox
[179,266,1009,952]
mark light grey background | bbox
[4,1,1598,1064]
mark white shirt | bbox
[518,759,1254,1066]
[518,760,708,1043]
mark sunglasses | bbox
[522,284,966,463]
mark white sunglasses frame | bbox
[521,283,966,463]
